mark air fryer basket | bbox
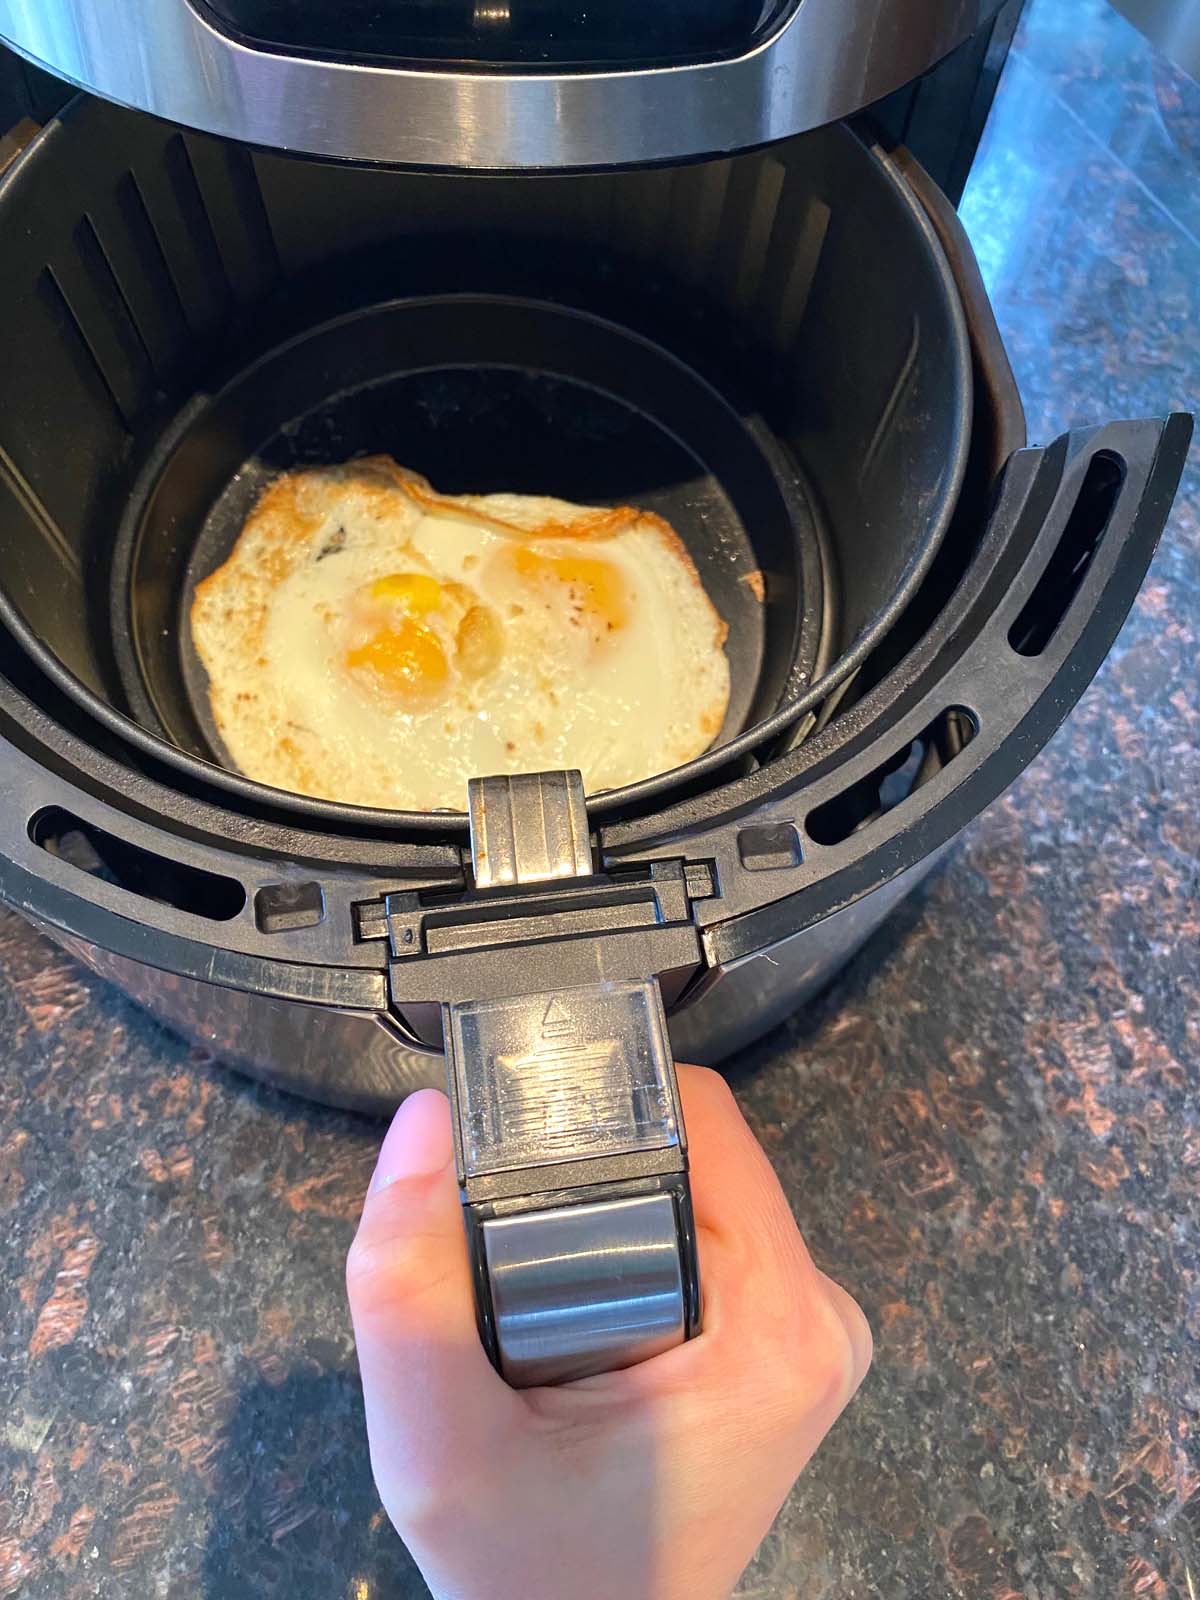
[0,94,1188,1117]
[0,97,972,832]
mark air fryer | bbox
[0,1,1190,1383]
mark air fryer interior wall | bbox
[0,97,972,832]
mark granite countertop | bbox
[2,0,1198,1596]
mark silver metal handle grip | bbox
[445,772,701,1387]
[483,1187,691,1388]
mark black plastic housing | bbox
[198,0,798,69]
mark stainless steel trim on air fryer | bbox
[1109,0,1200,78]
[0,0,1006,169]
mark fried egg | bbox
[190,455,730,811]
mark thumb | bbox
[346,1088,522,1524]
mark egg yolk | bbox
[370,572,443,614]
[456,604,503,680]
[345,617,449,705]
[512,548,626,633]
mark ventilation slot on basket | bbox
[30,808,245,921]
[111,170,192,371]
[71,215,156,416]
[806,708,977,847]
[183,137,281,305]
[1009,450,1125,657]
[38,267,137,434]
[130,135,232,337]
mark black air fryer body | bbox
[0,3,1188,1119]
[0,87,1188,1113]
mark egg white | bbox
[190,456,730,811]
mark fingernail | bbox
[370,1088,453,1192]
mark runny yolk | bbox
[369,572,443,614]
[345,617,448,705]
[512,548,626,633]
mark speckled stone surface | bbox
[2,1,1198,1596]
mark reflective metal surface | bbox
[468,770,591,889]
[483,1193,687,1386]
[1109,0,1200,77]
[670,849,952,1066]
[0,0,1006,169]
[30,920,444,1115]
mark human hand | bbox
[346,1065,872,1600]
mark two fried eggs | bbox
[190,456,731,811]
